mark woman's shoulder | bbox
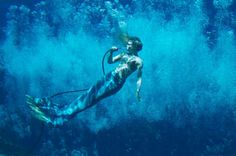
[134,56,143,67]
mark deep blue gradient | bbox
[0,0,41,41]
[0,0,236,155]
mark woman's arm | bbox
[136,60,143,102]
[107,46,123,64]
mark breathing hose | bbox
[102,49,112,75]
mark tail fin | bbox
[26,95,52,124]
[28,104,51,123]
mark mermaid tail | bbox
[26,71,126,126]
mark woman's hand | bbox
[110,46,118,52]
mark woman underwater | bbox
[26,36,143,126]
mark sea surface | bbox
[0,0,236,155]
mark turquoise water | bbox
[0,0,236,155]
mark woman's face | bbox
[126,40,135,52]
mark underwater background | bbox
[0,0,236,155]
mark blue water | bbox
[1,0,236,155]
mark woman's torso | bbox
[114,54,141,79]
